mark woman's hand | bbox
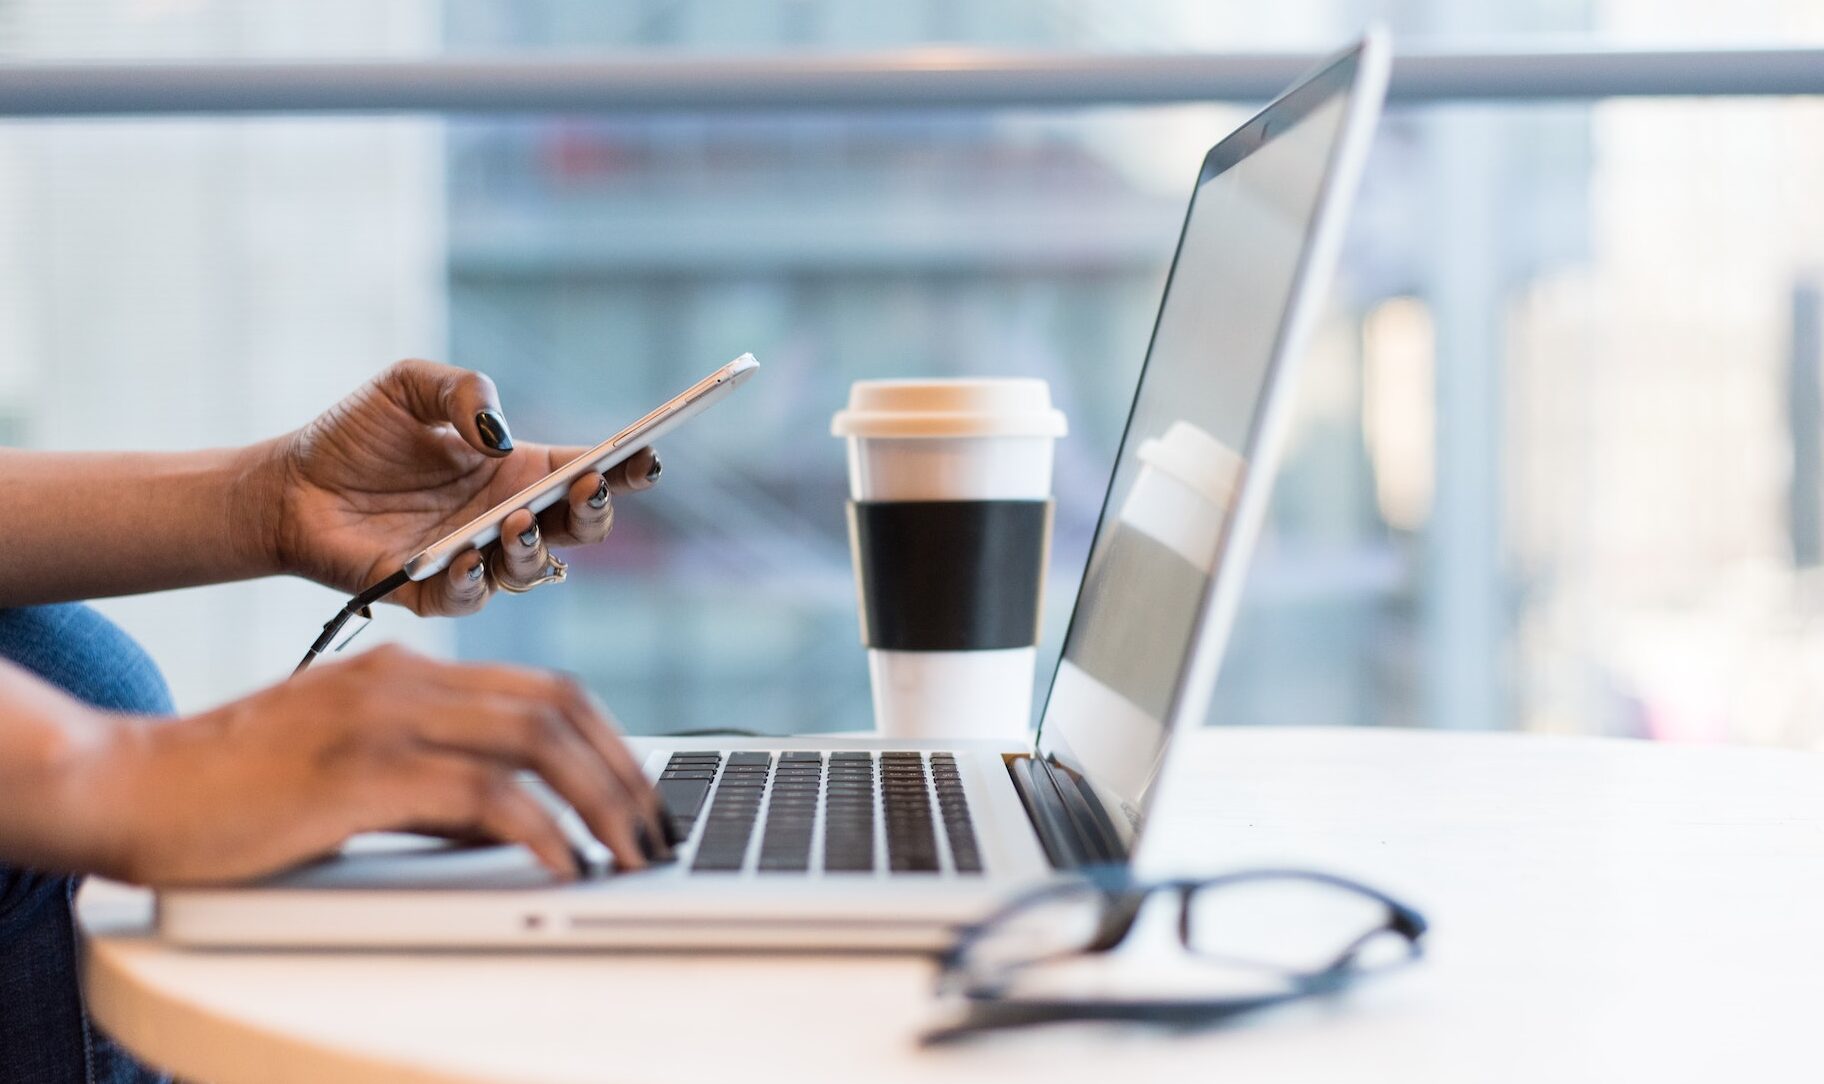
[3,645,667,885]
[264,359,661,615]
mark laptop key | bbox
[656,779,712,821]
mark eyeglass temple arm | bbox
[921,989,1317,1047]
[292,568,412,676]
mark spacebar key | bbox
[656,779,712,821]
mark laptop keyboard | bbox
[656,752,982,876]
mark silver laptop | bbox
[159,33,1389,952]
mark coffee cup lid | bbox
[1136,421,1242,506]
[831,378,1068,439]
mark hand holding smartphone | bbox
[293,353,759,674]
[404,353,759,581]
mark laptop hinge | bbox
[1005,754,1128,870]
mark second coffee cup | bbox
[833,379,1067,742]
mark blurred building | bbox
[2,0,1823,749]
[0,0,449,703]
[439,0,1595,738]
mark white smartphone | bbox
[402,353,760,581]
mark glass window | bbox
[4,2,1823,748]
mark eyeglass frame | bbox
[924,865,1428,1043]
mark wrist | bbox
[229,435,297,580]
[71,711,230,885]
[61,715,157,882]
[0,667,154,879]
[95,712,231,885]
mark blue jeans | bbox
[0,605,173,1084]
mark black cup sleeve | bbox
[847,499,1052,652]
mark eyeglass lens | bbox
[1183,876,1405,974]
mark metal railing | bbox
[0,46,1821,115]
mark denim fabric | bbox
[0,604,173,1084]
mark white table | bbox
[79,727,1824,1083]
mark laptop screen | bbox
[1033,49,1372,845]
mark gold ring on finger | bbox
[487,548,569,595]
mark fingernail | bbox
[645,455,663,483]
[660,812,681,848]
[635,822,658,863]
[588,476,610,509]
[467,560,484,583]
[517,523,539,548]
[475,409,514,453]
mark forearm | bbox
[0,660,143,878]
[0,441,287,606]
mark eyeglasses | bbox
[923,865,1427,1044]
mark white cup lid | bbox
[1135,420,1243,506]
[831,378,1068,439]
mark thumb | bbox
[381,358,515,459]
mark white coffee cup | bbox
[832,379,1067,741]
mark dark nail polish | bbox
[517,524,539,548]
[635,822,659,863]
[588,476,610,509]
[659,812,681,848]
[645,456,663,483]
[475,409,513,452]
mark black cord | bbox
[292,568,412,676]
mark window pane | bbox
[4,6,1823,747]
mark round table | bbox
[80,727,1824,1083]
